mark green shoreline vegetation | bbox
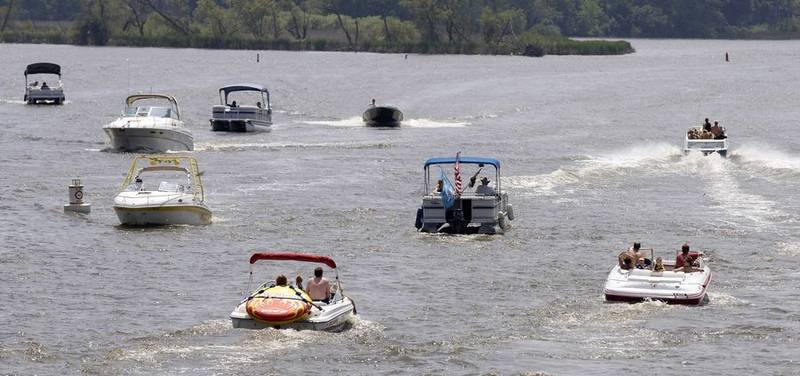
[3,1,800,57]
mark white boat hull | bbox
[114,204,211,226]
[230,296,355,331]
[104,127,193,152]
[604,264,712,305]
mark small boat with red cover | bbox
[230,252,356,331]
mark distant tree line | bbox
[10,0,799,55]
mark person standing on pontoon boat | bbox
[476,177,495,195]
[703,118,712,132]
[305,267,331,303]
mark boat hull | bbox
[210,119,271,132]
[104,127,193,152]
[363,106,403,127]
[231,296,355,332]
[603,265,712,305]
[417,194,513,234]
[113,205,212,226]
[25,89,65,105]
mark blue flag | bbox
[439,169,456,209]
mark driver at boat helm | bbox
[305,267,331,303]
[476,177,495,195]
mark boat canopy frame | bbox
[423,156,502,194]
[219,83,270,109]
[125,94,181,120]
[119,155,204,201]
[245,252,344,303]
[25,63,61,77]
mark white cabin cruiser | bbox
[231,252,356,331]
[103,94,193,152]
[113,155,211,226]
[415,155,514,234]
[24,63,65,105]
[210,84,272,132]
[684,125,728,157]
[604,251,711,305]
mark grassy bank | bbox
[0,27,634,57]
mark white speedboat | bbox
[103,94,193,152]
[24,63,65,105]
[210,84,272,132]
[231,252,356,331]
[113,155,211,226]
[415,155,514,234]
[604,252,712,305]
[684,126,728,157]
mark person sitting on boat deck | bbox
[31,80,38,87]
[256,101,262,109]
[295,275,303,290]
[703,118,712,132]
[230,100,237,108]
[674,244,696,270]
[432,179,443,194]
[653,257,665,272]
[276,274,288,286]
[476,177,496,195]
[305,267,331,303]
[41,82,49,90]
[618,252,634,270]
[630,242,652,269]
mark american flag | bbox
[454,152,463,195]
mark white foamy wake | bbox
[733,143,800,176]
[0,99,27,104]
[195,140,391,152]
[506,142,682,195]
[304,116,363,127]
[304,117,468,128]
[697,155,790,228]
[401,118,469,128]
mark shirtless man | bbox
[305,267,331,302]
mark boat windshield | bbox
[124,106,175,118]
[157,181,186,192]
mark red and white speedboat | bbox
[230,252,356,331]
[604,253,712,305]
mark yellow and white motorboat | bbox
[113,155,211,226]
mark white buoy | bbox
[64,178,91,214]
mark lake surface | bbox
[1,40,799,375]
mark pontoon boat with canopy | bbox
[230,252,356,331]
[103,94,193,152]
[113,155,211,226]
[415,155,514,234]
[604,250,712,305]
[210,84,272,132]
[24,63,65,105]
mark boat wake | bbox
[195,140,392,152]
[731,143,800,178]
[303,116,469,128]
[697,155,791,229]
[505,142,682,195]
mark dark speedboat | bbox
[362,100,403,127]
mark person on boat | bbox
[295,275,303,290]
[256,102,262,109]
[305,267,331,303]
[674,244,695,270]
[476,177,495,195]
[276,274,288,286]
[41,82,49,90]
[629,242,651,269]
[618,250,635,270]
[653,257,665,272]
[433,180,443,194]
[133,177,143,191]
[31,80,38,87]
[230,100,237,108]
[371,98,376,107]
[468,168,482,189]
[711,121,726,139]
[703,118,712,132]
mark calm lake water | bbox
[1,40,800,375]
